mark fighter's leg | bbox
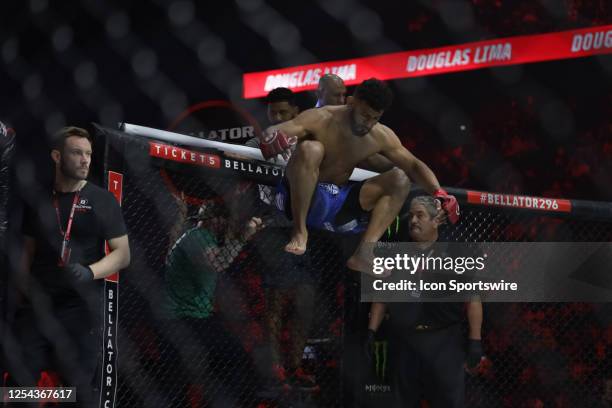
[346,168,411,274]
[284,140,325,255]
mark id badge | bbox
[59,239,71,266]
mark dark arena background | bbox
[1,1,612,407]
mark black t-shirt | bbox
[22,181,127,303]
[383,218,471,332]
[385,242,466,331]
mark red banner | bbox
[243,25,612,98]
[149,141,221,169]
[105,171,124,282]
[466,190,572,213]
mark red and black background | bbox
[1,1,612,407]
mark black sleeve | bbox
[100,192,127,240]
[22,203,37,238]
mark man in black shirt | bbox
[9,126,130,407]
[366,195,483,408]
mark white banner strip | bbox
[120,123,379,182]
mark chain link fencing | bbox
[99,126,612,407]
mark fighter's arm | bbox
[378,126,441,194]
[264,108,326,140]
[258,109,327,160]
[90,235,131,279]
[379,126,460,223]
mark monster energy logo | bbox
[364,341,391,394]
[364,383,391,393]
[373,340,388,381]
[386,216,400,239]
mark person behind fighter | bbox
[315,74,347,107]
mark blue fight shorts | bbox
[274,178,370,234]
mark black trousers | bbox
[7,302,102,408]
[392,323,465,408]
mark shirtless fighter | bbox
[257,78,459,274]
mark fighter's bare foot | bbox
[284,230,308,255]
[347,253,391,277]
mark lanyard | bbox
[53,187,82,266]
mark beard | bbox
[349,109,370,137]
[60,156,89,181]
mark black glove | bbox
[64,263,94,284]
[364,329,376,362]
[466,339,483,370]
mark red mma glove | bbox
[433,188,460,224]
[260,129,295,160]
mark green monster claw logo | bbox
[386,216,400,240]
[373,340,388,381]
